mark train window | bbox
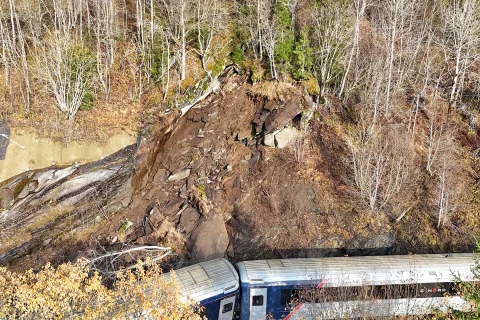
[280,289,292,305]
[280,289,301,305]
[278,282,453,304]
[252,295,264,306]
[222,302,233,313]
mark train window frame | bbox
[222,302,233,313]
[252,295,264,306]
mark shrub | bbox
[230,44,245,65]
[0,259,201,320]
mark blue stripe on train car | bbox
[199,292,239,319]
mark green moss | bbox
[211,59,225,78]
[198,184,207,199]
[118,220,133,234]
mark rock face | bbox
[0,146,136,265]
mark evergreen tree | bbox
[273,0,294,75]
[293,28,313,80]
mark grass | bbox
[248,81,300,101]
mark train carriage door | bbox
[218,296,236,320]
[250,288,267,320]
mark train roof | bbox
[168,258,239,303]
[236,253,477,287]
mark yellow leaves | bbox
[0,259,201,320]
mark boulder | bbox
[178,207,200,234]
[275,127,301,148]
[263,132,276,147]
[264,99,301,133]
[191,214,229,262]
[168,169,191,181]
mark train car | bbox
[171,258,240,320]
[236,254,476,320]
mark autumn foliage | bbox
[0,259,201,320]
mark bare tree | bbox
[424,101,448,175]
[92,0,116,99]
[349,121,416,211]
[433,132,461,229]
[339,0,368,98]
[371,0,418,113]
[261,0,278,80]
[240,0,270,61]
[441,0,480,107]
[192,0,227,75]
[311,0,351,95]
[159,0,193,82]
[0,0,32,112]
[34,31,94,119]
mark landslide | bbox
[1,75,479,272]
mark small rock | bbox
[168,169,191,181]
[144,218,154,235]
[237,129,252,141]
[226,164,233,172]
[192,112,203,122]
[198,169,207,177]
[17,181,37,199]
[162,197,185,217]
[201,146,212,154]
[249,151,261,166]
[187,175,196,188]
[148,206,165,227]
[154,169,167,182]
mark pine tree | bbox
[292,28,313,80]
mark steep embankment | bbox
[0,76,478,271]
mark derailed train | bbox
[168,254,477,319]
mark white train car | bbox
[236,254,477,319]
[168,258,240,319]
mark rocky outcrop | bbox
[0,146,136,265]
